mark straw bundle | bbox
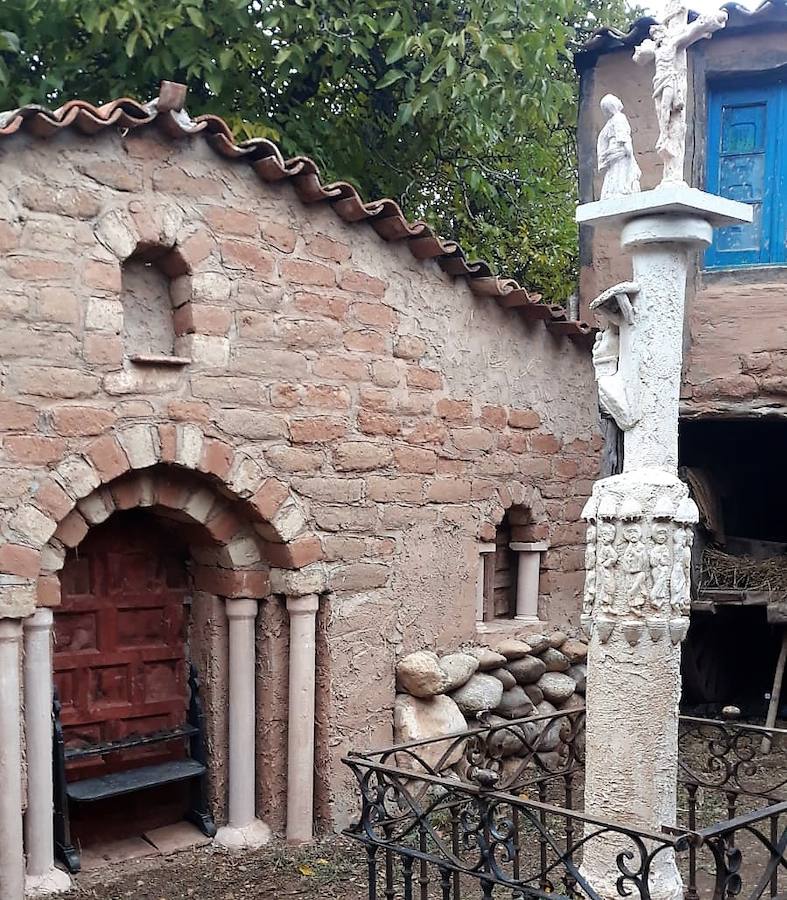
[701,547,787,592]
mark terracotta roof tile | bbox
[0,82,593,346]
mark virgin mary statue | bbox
[597,94,641,200]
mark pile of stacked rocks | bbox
[394,632,587,764]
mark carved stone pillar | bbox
[576,190,751,900]
[0,619,24,900]
[580,471,697,900]
[215,599,271,850]
[286,593,319,843]
[24,609,71,895]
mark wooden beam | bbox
[762,629,787,754]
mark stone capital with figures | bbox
[581,468,697,647]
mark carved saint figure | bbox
[597,522,618,612]
[590,282,640,432]
[670,527,689,613]
[597,94,641,200]
[680,529,693,614]
[620,523,649,613]
[649,524,672,609]
[583,523,597,617]
[633,2,728,184]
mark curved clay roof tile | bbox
[0,81,594,344]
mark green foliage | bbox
[0,0,637,301]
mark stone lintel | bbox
[575,186,752,230]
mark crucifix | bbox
[633,0,728,185]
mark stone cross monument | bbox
[633,1,728,185]
[575,4,751,898]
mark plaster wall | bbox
[0,126,599,829]
[578,27,787,413]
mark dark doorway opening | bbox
[679,418,787,717]
[54,512,197,850]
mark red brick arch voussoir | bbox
[0,423,323,611]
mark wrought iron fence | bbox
[343,709,787,900]
[678,716,787,900]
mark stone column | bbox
[575,191,750,900]
[286,593,319,843]
[581,475,696,900]
[214,599,271,850]
[24,609,71,896]
[510,541,547,622]
[0,619,24,900]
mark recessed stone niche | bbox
[121,252,190,365]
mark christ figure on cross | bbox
[633,1,728,185]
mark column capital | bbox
[24,607,54,632]
[0,619,23,641]
[510,541,549,552]
[225,598,258,620]
[286,594,319,616]
[270,564,326,597]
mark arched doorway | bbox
[53,511,211,855]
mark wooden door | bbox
[54,514,191,776]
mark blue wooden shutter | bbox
[706,84,778,268]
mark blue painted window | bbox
[706,81,786,269]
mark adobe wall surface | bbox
[578,29,787,413]
[0,126,600,830]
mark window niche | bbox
[121,248,190,365]
[477,505,548,625]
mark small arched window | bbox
[478,505,548,624]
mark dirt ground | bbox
[64,837,371,900]
[64,729,787,900]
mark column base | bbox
[214,819,272,851]
[26,867,72,897]
[579,859,683,900]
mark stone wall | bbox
[0,124,600,830]
[394,630,587,760]
[577,27,787,414]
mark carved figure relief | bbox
[670,527,688,614]
[649,523,672,610]
[596,521,618,613]
[597,94,642,200]
[632,1,728,185]
[590,282,640,432]
[583,523,597,617]
[620,522,649,614]
[583,488,698,643]
[679,529,693,614]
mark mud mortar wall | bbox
[0,127,599,830]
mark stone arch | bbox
[39,466,268,608]
[94,202,209,276]
[0,423,323,617]
[479,481,547,542]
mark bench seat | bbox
[54,664,216,874]
[66,758,206,803]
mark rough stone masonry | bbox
[0,91,600,859]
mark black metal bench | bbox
[53,665,216,873]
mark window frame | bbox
[705,77,786,270]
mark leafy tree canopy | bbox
[0,0,637,301]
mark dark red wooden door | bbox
[54,515,190,776]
